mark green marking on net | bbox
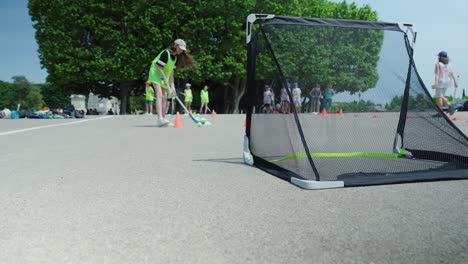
[269,152,405,163]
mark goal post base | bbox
[291,177,344,190]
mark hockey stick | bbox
[174,96,208,125]
[175,88,185,96]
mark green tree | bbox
[11,76,31,108]
[0,76,44,110]
[29,0,168,113]
[24,85,45,110]
[29,0,378,113]
[39,83,70,108]
[157,1,284,111]
[0,80,15,109]
[181,0,379,112]
[253,1,380,97]
[336,100,376,113]
[385,94,435,111]
[13,76,45,110]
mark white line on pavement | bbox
[0,116,113,136]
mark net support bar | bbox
[398,23,417,47]
[243,135,254,165]
[246,14,275,44]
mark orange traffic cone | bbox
[211,110,216,118]
[321,108,327,117]
[174,112,183,128]
[338,108,343,117]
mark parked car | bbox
[442,99,468,112]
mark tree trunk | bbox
[222,78,246,114]
[119,83,129,114]
[232,78,246,114]
[223,85,231,113]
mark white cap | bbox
[185,83,191,87]
[174,39,187,51]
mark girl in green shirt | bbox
[145,80,154,115]
[199,85,210,114]
[148,39,194,126]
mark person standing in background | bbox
[263,85,274,113]
[292,82,302,113]
[144,80,154,115]
[280,86,290,114]
[200,85,210,114]
[166,89,175,115]
[309,83,321,114]
[323,84,336,112]
[184,83,193,114]
[431,51,458,115]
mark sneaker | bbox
[155,119,164,127]
[156,118,170,127]
[449,105,456,116]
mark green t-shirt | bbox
[201,90,209,103]
[145,86,154,101]
[184,89,193,102]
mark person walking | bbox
[144,80,154,115]
[292,82,302,113]
[199,85,210,114]
[431,51,458,115]
[324,84,336,112]
[148,39,194,126]
[184,83,193,114]
[280,86,290,114]
[166,89,175,115]
[263,85,274,113]
[309,83,321,114]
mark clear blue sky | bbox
[0,0,47,84]
[336,0,468,97]
[0,0,466,94]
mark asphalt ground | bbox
[1,113,467,263]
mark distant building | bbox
[87,92,120,115]
[70,94,86,111]
[70,93,120,114]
